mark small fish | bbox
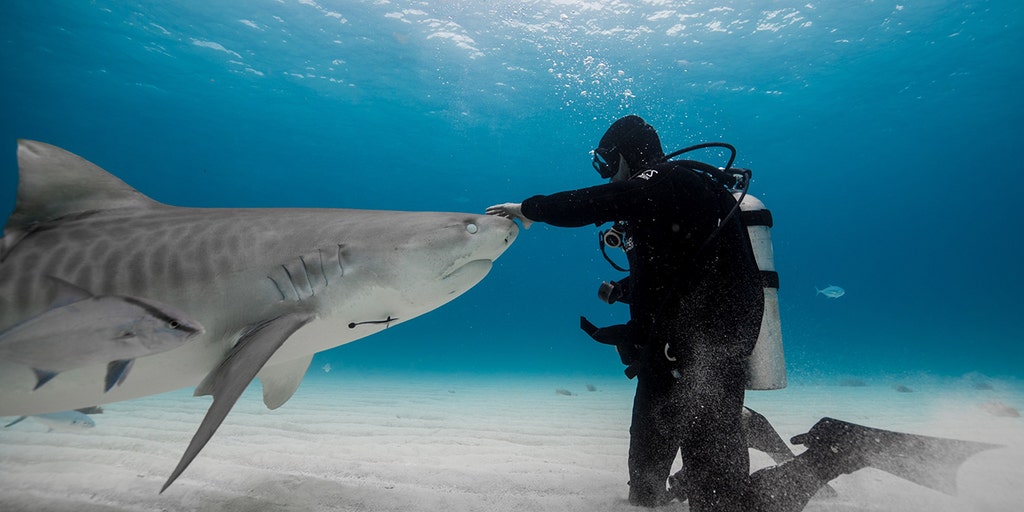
[555,388,574,396]
[0,277,204,392]
[321,363,332,373]
[815,285,845,299]
[5,410,96,431]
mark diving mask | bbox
[592,146,619,179]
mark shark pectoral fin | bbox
[161,312,314,494]
[257,355,313,410]
[31,369,59,390]
[105,360,134,392]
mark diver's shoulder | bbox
[634,161,692,182]
[631,168,661,181]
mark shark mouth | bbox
[442,259,493,281]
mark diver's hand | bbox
[486,202,533,230]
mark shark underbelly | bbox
[0,335,226,416]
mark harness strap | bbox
[740,208,773,228]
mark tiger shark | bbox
[0,140,518,491]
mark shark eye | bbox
[168,320,181,329]
[466,223,478,234]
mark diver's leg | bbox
[669,406,841,507]
[746,458,831,512]
[670,344,750,512]
[627,368,678,507]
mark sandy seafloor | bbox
[1,373,1021,512]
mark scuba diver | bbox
[486,115,997,511]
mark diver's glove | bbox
[580,317,642,372]
[485,202,533,230]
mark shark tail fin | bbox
[791,417,1000,495]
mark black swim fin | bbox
[791,417,1000,495]
[743,407,792,456]
[742,408,839,498]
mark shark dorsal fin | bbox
[7,140,159,232]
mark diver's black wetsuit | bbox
[522,161,765,511]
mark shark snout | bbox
[438,215,517,282]
[474,214,518,248]
[502,218,519,245]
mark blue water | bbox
[2,1,1022,382]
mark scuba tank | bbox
[665,143,786,389]
[735,193,786,390]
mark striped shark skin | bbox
[0,140,518,491]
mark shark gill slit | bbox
[281,264,302,300]
[336,244,345,277]
[317,249,328,288]
[266,275,287,301]
[298,255,315,297]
